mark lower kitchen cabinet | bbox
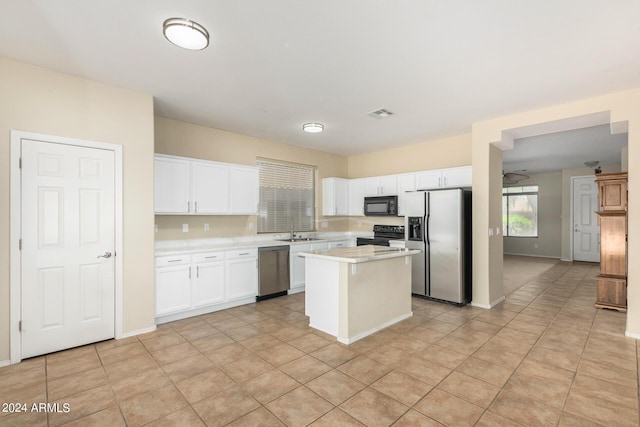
[226,249,259,301]
[155,249,258,323]
[289,240,352,294]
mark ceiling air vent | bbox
[367,108,394,119]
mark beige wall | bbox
[0,58,156,361]
[154,117,349,240]
[472,88,640,338]
[560,164,621,261]
[347,134,471,178]
[503,171,563,258]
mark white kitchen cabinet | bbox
[155,256,192,315]
[415,166,472,190]
[442,166,472,188]
[226,249,258,301]
[348,178,365,216]
[323,178,349,216]
[154,157,190,214]
[230,166,259,214]
[328,239,356,249]
[396,173,416,216]
[289,243,311,294]
[289,241,333,294]
[364,175,398,197]
[154,154,259,215]
[192,252,226,307]
[192,161,229,214]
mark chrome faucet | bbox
[290,220,296,240]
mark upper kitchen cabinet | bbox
[229,166,259,215]
[348,179,365,216]
[323,178,349,216]
[364,175,397,196]
[154,154,258,215]
[415,166,471,190]
[396,173,416,216]
[192,161,229,214]
[154,156,191,213]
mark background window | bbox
[503,185,538,237]
[257,159,316,233]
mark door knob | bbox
[97,251,112,259]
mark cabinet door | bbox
[194,261,225,307]
[230,166,259,214]
[192,161,229,214]
[156,265,191,315]
[364,178,381,196]
[599,179,627,211]
[154,156,190,213]
[442,166,472,188]
[328,240,350,249]
[378,175,398,196]
[226,257,258,300]
[290,244,311,291]
[596,276,626,308]
[396,173,416,216]
[415,170,442,190]
[323,178,349,216]
[348,179,365,216]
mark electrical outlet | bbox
[488,228,493,236]
[154,224,158,233]
[182,224,189,232]
[204,224,209,231]
[249,223,254,230]
[322,221,328,228]
[357,221,362,227]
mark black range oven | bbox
[356,225,405,247]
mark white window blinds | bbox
[257,159,316,233]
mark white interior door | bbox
[572,176,600,262]
[21,139,115,358]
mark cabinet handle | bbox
[205,255,218,259]
[239,252,250,256]
[196,265,199,278]
[187,201,190,212]
[444,176,448,186]
[438,177,442,187]
[189,266,191,279]
[194,201,198,213]
[168,259,183,263]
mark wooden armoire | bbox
[594,172,628,311]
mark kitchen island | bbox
[298,245,420,344]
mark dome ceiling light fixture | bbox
[303,123,324,133]
[163,18,209,50]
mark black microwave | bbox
[364,195,398,216]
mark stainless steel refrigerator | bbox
[404,188,472,305]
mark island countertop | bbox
[298,244,421,264]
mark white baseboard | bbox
[155,296,256,325]
[625,330,640,340]
[503,252,561,260]
[471,295,505,309]
[0,359,11,368]
[560,258,572,262]
[337,312,413,345]
[288,287,305,295]
[118,325,157,339]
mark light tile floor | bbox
[1,260,639,426]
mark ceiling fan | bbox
[503,170,529,185]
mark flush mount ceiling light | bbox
[303,123,324,133]
[163,18,209,50]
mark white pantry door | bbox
[572,176,600,263]
[21,140,115,358]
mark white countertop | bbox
[298,245,420,264]
[154,232,373,256]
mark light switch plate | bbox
[204,224,209,231]
[182,224,189,232]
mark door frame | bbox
[10,130,123,364]
[569,175,597,262]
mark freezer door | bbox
[428,189,463,303]
[406,240,427,295]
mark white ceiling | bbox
[1,1,640,156]
[502,125,628,174]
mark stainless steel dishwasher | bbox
[257,246,290,301]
